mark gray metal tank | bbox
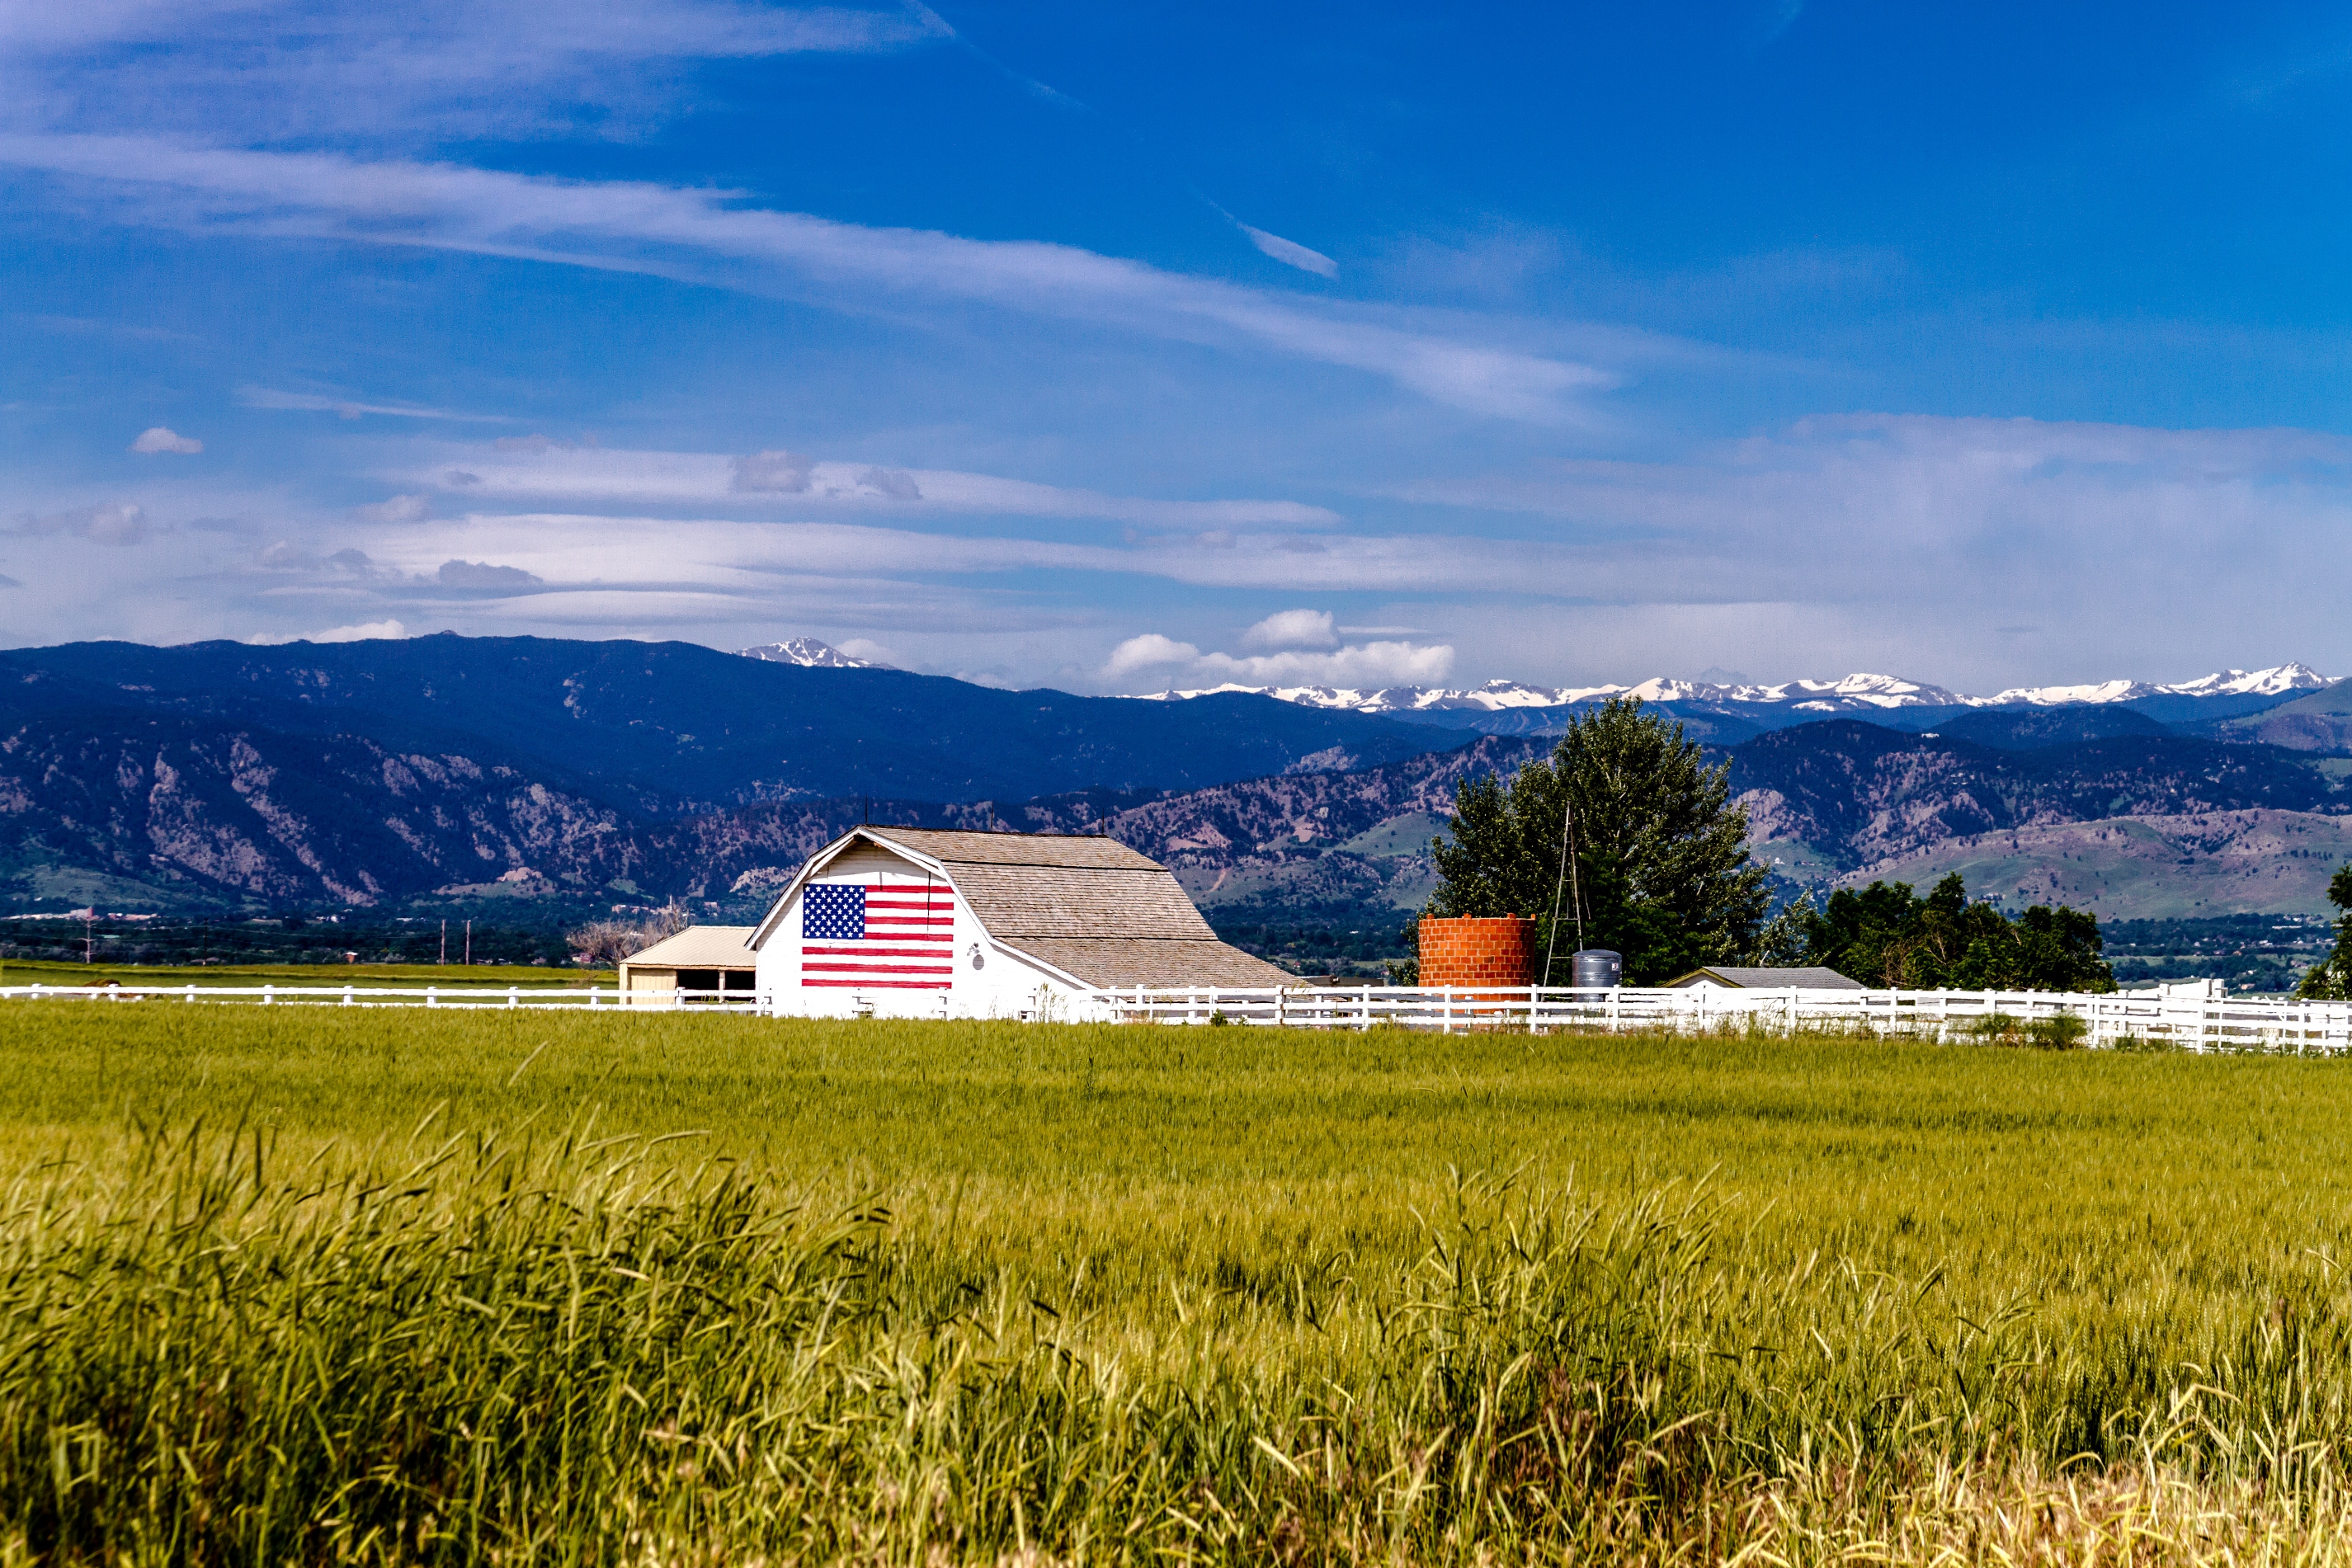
[1570,949,1623,989]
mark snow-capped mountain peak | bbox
[736,638,885,670]
[1136,663,2331,716]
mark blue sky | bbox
[6,0,2352,693]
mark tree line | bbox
[1419,696,2114,991]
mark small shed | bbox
[1666,965,1866,990]
[749,826,1290,1019]
[617,925,757,1005]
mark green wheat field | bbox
[7,1005,2352,1563]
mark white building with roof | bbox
[748,826,1290,1018]
[616,925,757,1005]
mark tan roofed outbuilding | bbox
[618,925,757,1005]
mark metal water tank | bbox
[1571,949,1622,989]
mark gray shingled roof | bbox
[1667,965,1866,990]
[864,827,1214,940]
[863,827,1159,870]
[853,827,1288,988]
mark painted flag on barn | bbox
[801,879,955,989]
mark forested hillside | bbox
[6,635,2350,930]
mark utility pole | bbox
[440,919,446,965]
[464,919,472,966]
[84,911,94,964]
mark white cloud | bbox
[1102,629,1454,690]
[351,493,430,523]
[1101,633,1200,678]
[834,637,895,665]
[129,426,200,454]
[1238,608,1337,651]
[1188,642,1456,690]
[0,136,1611,420]
[1239,224,1338,279]
[248,618,408,645]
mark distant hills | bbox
[0,634,1445,911]
[4,633,2350,925]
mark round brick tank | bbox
[1417,915,1539,989]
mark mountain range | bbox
[6,633,2352,928]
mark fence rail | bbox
[2,980,2345,1052]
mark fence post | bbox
[262,984,274,1007]
[507,986,519,1010]
[427,986,436,1008]
[342,984,354,1007]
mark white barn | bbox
[749,826,1290,1018]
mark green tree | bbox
[1426,697,1770,983]
[2294,864,2352,1000]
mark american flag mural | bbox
[800,877,956,989]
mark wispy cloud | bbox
[2,2,945,143]
[337,511,1569,596]
[7,501,154,544]
[0,136,1612,419]
[1239,224,1338,279]
[238,385,511,422]
[386,442,1348,527]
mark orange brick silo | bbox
[1417,915,1539,991]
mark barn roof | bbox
[860,826,1159,871]
[622,925,756,968]
[860,827,1215,940]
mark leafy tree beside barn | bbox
[1424,697,1770,983]
[1422,693,2116,992]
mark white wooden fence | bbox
[1077,982,2352,1052]
[1,979,2345,1052]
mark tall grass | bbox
[5,1010,2352,1559]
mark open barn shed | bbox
[750,826,1289,1018]
[617,925,758,1005]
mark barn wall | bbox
[753,843,1091,1019]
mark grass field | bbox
[7,1006,2352,1561]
